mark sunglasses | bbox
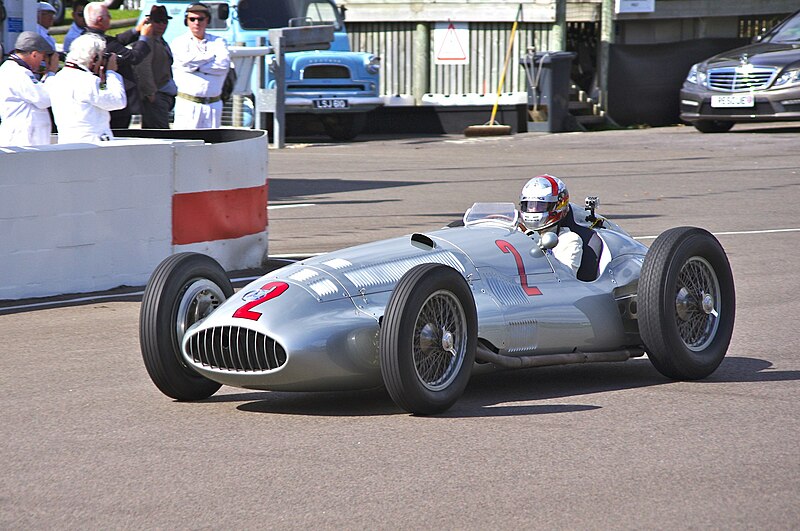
[187,16,207,22]
[74,11,84,17]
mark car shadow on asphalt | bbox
[201,355,799,418]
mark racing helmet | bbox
[519,175,570,230]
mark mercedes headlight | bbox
[685,64,707,87]
[773,68,800,88]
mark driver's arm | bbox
[553,229,583,275]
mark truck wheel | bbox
[321,113,367,141]
[693,120,734,133]
[638,227,735,380]
[48,0,66,26]
[139,253,233,400]
[380,264,477,415]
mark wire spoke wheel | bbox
[380,264,477,415]
[674,256,721,352]
[639,227,735,380]
[413,291,467,391]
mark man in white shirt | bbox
[171,2,230,128]
[36,2,58,52]
[48,33,126,143]
[0,32,59,146]
[519,174,583,276]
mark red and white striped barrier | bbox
[0,129,269,300]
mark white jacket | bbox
[171,31,230,98]
[48,64,126,144]
[0,58,53,146]
[551,227,583,275]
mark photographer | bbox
[47,33,126,144]
[84,1,153,129]
[0,32,59,147]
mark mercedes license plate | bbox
[710,94,754,108]
[313,98,349,109]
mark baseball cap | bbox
[14,31,55,53]
[149,5,172,22]
[37,2,57,13]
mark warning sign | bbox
[434,22,469,65]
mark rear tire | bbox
[639,227,735,380]
[693,120,734,133]
[139,253,233,400]
[380,264,477,415]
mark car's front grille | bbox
[707,66,777,91]
[303,65,351,79]
[186,326,287,372]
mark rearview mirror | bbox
[218,3,229,20]
[539,231,558,250]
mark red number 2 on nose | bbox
[233,281,289,320]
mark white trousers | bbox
[173,97,223,129]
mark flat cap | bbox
[14,31,55,53]
[37,2,57,12]
[185,3,211,16]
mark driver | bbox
[519,175,583,275]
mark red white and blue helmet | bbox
[519,174,569,230]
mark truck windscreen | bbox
[237,0,341,30]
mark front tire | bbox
[380,264,477,415]
[321,113,367,141]
[139,253,233,400]
[638,227,735,380]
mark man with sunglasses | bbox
[63,0,90,53]
[0,32,59,146]
[171,2,231,128]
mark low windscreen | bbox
[463,203,520,229]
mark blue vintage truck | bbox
[137,0,382,139]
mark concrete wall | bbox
[0,130,269,301]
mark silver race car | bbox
[140,199,735,415]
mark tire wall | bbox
[606,38,748,127]
[0,129,269,300]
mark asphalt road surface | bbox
[2,122,799,529]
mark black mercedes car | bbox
[680,9,800,132]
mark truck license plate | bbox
[313,98,349,109]
[710,94,754,108]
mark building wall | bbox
[344,0,797,99]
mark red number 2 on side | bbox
[495,240,543,296]
[233,281,289,321]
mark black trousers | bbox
[140,92,176,129]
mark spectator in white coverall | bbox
[0,32,59,146]
[47,33,126,143]
[171,2,230,129]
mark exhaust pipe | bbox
[475,344,645,369]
